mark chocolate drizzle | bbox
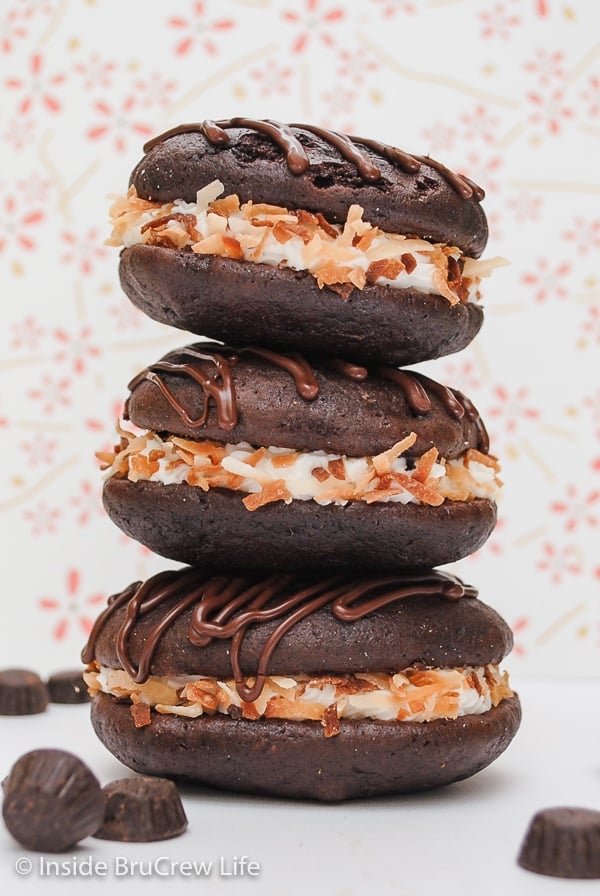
[127,344,489,453]
[142,118,484,201]
[82,569,477,703]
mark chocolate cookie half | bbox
[83,568,521,801]
[100,344,500,571]
[110,118,506,365]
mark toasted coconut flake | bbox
[401,252,417,274]
[271,451,299,468]
[130,700,151,728]
[242,480,292,511]
[321,703,340,738]
[327,458,346,481]
[311,466,330,482]
[372,433,417,475]
[412,447,439,483]
[192,233,244,259]
[366,258,405,284]
[210,194,240,216]
[196,180,225,213]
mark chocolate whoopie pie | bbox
[82,567,521,802]
[100,343,500,571]
[109,118,506,365]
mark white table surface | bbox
[1,678,598,895]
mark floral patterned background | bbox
[0,0,598,677]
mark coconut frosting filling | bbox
[108,182,507,305]
[85,663,513,736]
[99,427,502,510]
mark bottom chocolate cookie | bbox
[103,480,497,571]
[91,694,521,802]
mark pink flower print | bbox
[0,9,28,54]
[579,306,600,349]
[0,193,44,253]
[61,228,107,276]
[371,0,417,16]
[132,71,177,109]
[5,53,65,114]
[537,543,582,585]
[524,48,565,87]
[107,300,146,331]
[507,190,543,223]
[17,174,52,205]
[550,485,599,533]
[282,0,346,54]
[11,314,45,350]
[420,120,458,155]
[319,87,357,133]
[69,481,103,526]
[458,152,502,195]
[563,217,600,257]
[335,48,379,85]
[168,2,235,56]
[38,568,105,641]
[511,616,530,658]
[459,105,500,144]
[527,88,574,136]
[53,326,101,374]
[249,62,293,98]
[3,115,36,150]
[581,74,600,120]
[20,434,57,467]
[439,360,482,394]
[86,97,153,154]
[73,53,115,91]
[28,374,72,416]
[487,386,540,435]
[583,389,600,431]
[479,3,521,40]
[23,502,61,537]
[521,257,571,302]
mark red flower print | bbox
[28,374,72,416]
[460,105,500,144]
[61,228,107,276]
[4,53,65,114]
[249,62,293,98]
[168,1,235,56]
[0,9,28,54]
[72,53,116,91]
[38,568,105,641]
[11,314,45,350]
[521,257,571,302]
[335,48,379,85]
[507,190,543,223]
[524,48,565,86]
[439,360,482,394]
[420,120,458,155]
[537,542,582,585]
[550,485,599,533]
[527,89,574,136]
[20,434,58,467]
[86,97,153,154]
[69,481,103,526]
[511,616,530,658]
[282,0,346,54]
[458,152,502,195]
[479,3,521,40]
[53,326,102,374]
[132,71,177,109]
[23,502,61,537]
[487,385,540,435]
[563,217,600,257]
[0,192,44,254]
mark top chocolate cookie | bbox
[111,119,505,365]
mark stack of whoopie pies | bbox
[84,118,520,801]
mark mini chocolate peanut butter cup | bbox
[0,668,49,715]
[518,807,600,879]
[47,669,90,704]
[93,776,187,842]
[2,749,105,852]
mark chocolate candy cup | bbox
[518,807,600,879]
[94,777,187,842]
[2,749,105,852]
[0,668,49,715]
[47,669,90,704]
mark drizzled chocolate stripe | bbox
[82,569,477,703]
[142,118,484,200]
[126,343,489,452]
